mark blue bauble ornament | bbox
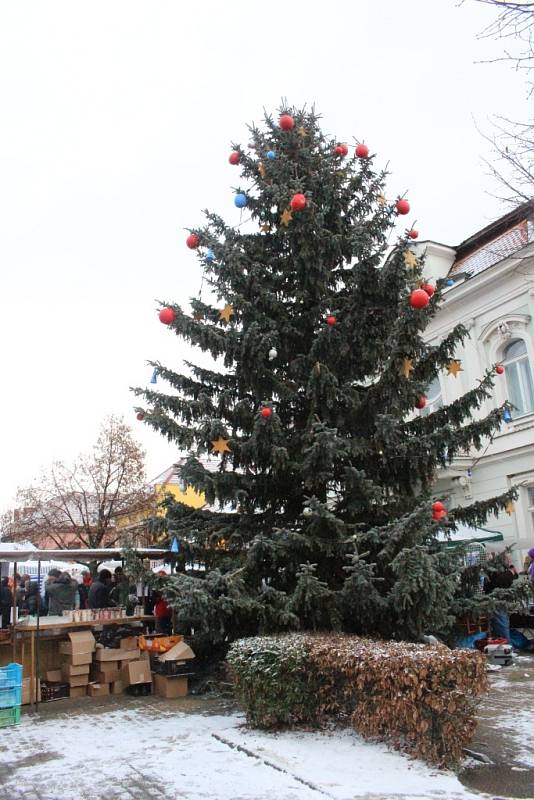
[446,278,454,286]
[266,150,276,160]
[206,248,215,263]
[234,193,247,208]
[503,407,512,423]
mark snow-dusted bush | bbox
[227,633,487,766]
[227,634,313,727]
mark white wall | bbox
[423,242,534,566]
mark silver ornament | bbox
[268,347,277,361]
[302,507,313,517]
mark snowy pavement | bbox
[0,694,491,800]
[459,653,534,799]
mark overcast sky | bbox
[0,0,528,510]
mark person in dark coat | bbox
[88,569,113,609]
[47,571,77,615]
[23,579,40,615]
[43,568,62,615]
[16,574,31,610]
[484,557,516,641]
[0,578,13,628]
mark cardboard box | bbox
[154,674,188,698]
[62,662,90,677]
[58,631,95,656]
[94,647,140,662]
[69,686,87,699]
[93,669,120,684]
[93,660,122,677]
[46,669,63,682]
[121,660,152,687]
[21,677,40,705]
[110,680,124,694]
[159,641,195,662]
[60,651,94,666]
[87,682,110,697]
[63,674,89,688]
[119,636,138,651]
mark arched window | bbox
[420,376,443,417]
[503,339,534,417]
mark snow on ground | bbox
[0,701,486,800]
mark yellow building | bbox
[115,462,207,544]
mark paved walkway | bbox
[459,652,534,799]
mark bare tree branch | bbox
[8,415,152,552]
[467,1,534,203]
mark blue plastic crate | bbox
[0,663,23,690]
[0,684,22,708]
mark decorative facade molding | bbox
[478,314,531,346]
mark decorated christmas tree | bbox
[134,105,516,646]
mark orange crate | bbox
[137,635,183,653]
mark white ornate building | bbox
[418,201,534,567]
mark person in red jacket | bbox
[153,590,172,634]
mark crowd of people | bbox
[0,566,172,632]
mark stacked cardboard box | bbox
[153,641,195,698]
[90,637,142,694]
[58,631,95,698]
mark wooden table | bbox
[13,616,155,706]
[16,616,154,633]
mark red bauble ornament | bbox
[261,407,272,418]
[355,143,369,158]
[433,509,447,521]
[408,229,419,239]
[495,365,505,375]
[335,143,348,157]
[432,501,445,513]
[415,396,427,410]
[279,114,295,131]
[136,412,144,421]
[422,283,435,297]
[186,233,200,249]
[396,198,410,215]
[326,315,337,326]
[229,151,240,165]
[290,193,306,211]
[409,289,430,310]
[159,307,176,325]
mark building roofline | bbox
[454,199,534,261]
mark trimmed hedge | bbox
[227,633,487,766]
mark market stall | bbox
[0,547,173,712]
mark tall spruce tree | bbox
[134,105,516,644]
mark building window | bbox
[420,376,443,417]
[503,339,534,417]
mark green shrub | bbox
[226,634,317,728]
[227,633,487,766]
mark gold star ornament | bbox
[378,194,387,207]
[211,437,231,455]
[218,304,234,323]
[280,207,293,227]
[403,250,418,269]
[260,223,271,233]
[505,500,515,515]
[258,162,266,179]
[446,359,464,378]
[399,358,415,379]
[297,126,307,138]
